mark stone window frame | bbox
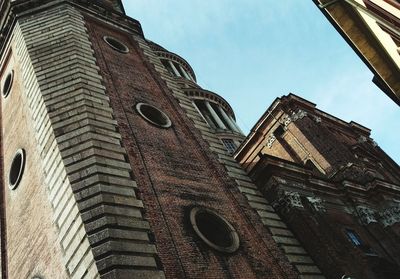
[135,102,172,129]
[2,70,14,98]
[190,207,240,253]
[221,138,237,154]
[9,148,26,190]
[103,36,130,54]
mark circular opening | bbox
[190,207,240,253]
[2,70,14,98]
[103,36,129,53]
[136,103,172,128]
[9,149,26,190]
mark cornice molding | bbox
[0,0,143,58]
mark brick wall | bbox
[84,14,299,279]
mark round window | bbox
[9,149,26,190]
[103,36,129,53]
[2,70,14,98]
[136,103,172,128]
[190,207,240,253]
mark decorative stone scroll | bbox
[380,204,400,227]
[357,135,368,143]
[281,114,292,128]
[267,135,276,148]
[274,191,304,212]
[313,116,322,123]
[356,206,378,225]
[291,109,308,122]
[307,196,326,212]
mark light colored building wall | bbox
[1,42,69,279]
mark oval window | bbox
[103,36,129,53]
[190,207,240,253]
[2,70,14,98]
[9,149,26,190]
[136,103,172,128]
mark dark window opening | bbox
[274,125,285,137]
[9,149,26,190]
[2,71,14,98]
[194,100,218,128]
[190,207,240,253]
[173,62,185,77]
[196,211,232,247]
[346,229,362,246]
[211,103,230,129]
[221,139,237,154]
[345,228,377,255]
[135,103,172,128]
[161,59,176,76]
[103,36,129,53]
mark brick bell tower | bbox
[0,1,322,278]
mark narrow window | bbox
[161,59,175,76]
[211,103,230,130]
[173,62,185,77]
[194,100,218,128]
[221,139,237,154]
[345,228,376,255]
[2,70,14,98]
[9,149,26,190]
[345,229,362,246]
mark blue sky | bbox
[122,0,400,164]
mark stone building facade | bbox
[0,0,325,278]
[236,94,400,279]
[1,1,399,279]
[314,0,400,105]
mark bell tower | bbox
[0,1,319,278]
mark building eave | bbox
[313,0,400,106]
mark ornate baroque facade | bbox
[236,94,400,279]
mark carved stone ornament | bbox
[357,135,368,143]
[307,196,326,212]
[356,206,378,225]
[281,114,292,128]
[274,191,304,212]
[291,109,308,122]
[314,116,322,123]
[267,134,276,148]
[380,204,400,227]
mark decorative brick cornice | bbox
[0,0,143,57]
